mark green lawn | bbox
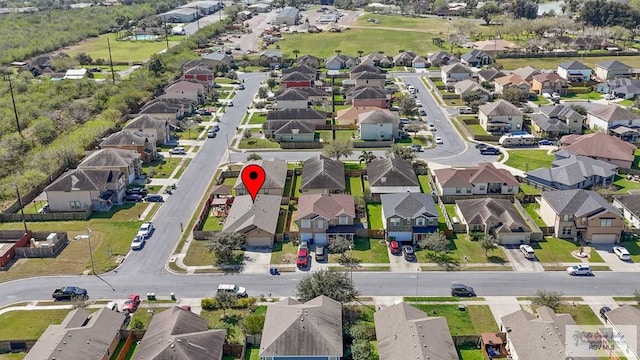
[239,138,281,149]
[613,174,640,194]
[223,177,237,187]
[354,13,452,31]
[249,113,267,125]
[316,130,333,142]
[504,150,554,171]
[270,241,299,265]
[467,124,489,136]
[244,346,260,360]
[128,307,170,330]
[202,215,225,231]
[530,95,551,105]
[328,237,389,263]
[418,175,432,193]
[177,125,205,140]
[519,183,542,195]
[531,304,600,325]
[413,305,498,336]
[335,130,357,142]
[0,310,70,340]
[497,56,640,71]
[200,308,253,344]
[457,345,485,360]
[142,157,182,179]
[0,353,26,360]
[616,240,640,263]
[444,204,458,220]
[366,204,383,230]
[347,177,364,196]
[446,234,508,264]
[294,174,302,198]
[523,203,547,227]
[532,237,604,263]
[634,149,640,169]
[183,239,244,267]
[63,33,181,63]
[562,92,603,100]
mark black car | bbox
[480,147,501,155]
[475,143,488,150]
[124,194,144,202]
[599,306,611,321]
[419,109,427,116]
[451,283,476,297]
[126,187,148,197]
[145,195,164,203]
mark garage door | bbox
[247,236,273,247]
[314,233,327,245]
[299,233,313,242]
[590,234,617,244]
[500,234,525,245]
[388,231,411,242]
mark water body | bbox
[537,0,565,15]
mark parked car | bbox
[600,306,611,321]
[124,194,144,202]
[435,137,443,144]
[604,93,616,100]
[475,143,487,150]
[169,147,186,155]
[480,147,501,155]
[402,245,416,261]
[126,187,148,196]
[106,301,119,312]
[389,240,401,255]
[145,195,164,203]
[410,144,422,152]
[217,284,248,297]
[451,283,476,297]
[238,84,245,90]
[207,130,217,138]
[131,235,145,250]
[458,107,474,114]
[566,264,593,276]
[519,244,535,259]
[428,123,436,131]
[296,248,309,267]
[52,286,88,301]
[137,222,154,239]
[228,101,234,107]
[612,246,631,261]
[419,109,427,116]
[315,246,326,262]
[122,294,141,313]
[538,139,554,146]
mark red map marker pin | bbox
[241,164,266,202]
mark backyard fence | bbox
[438,194,515,204]
[280,142,323,149]
[353,141,394,148]
[515,176,557,193]
[15,233,69,258]
[0,209,92,223]
[513,199,544,242]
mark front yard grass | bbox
[523,203,547,227]
[467,124,489,136]
[532,237,604,263]
[457,344,485,360]
[183,239,244,267]
[143,158,182,179]
[633,149,640,169]
[248,113,267,125]
[316,130,332,142]
[530,304,601,325]
[530,95,551,105]
[328,237,389,263]
[613,174,640,194]
[347,177,364,196]
[239,138,281,149]
[419,234,508,265]
[128,306,170,330]
[414,304,498,336]
[270,241,299,265]
[496,56,640,71]
[562,92,603,101]
[335,130,357,142]
[504,150,554,171]
[366,204,383,230]
[0,309,70,340]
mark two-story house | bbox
[347,86,389,108]
[380,193,438,244]
[597,78,640,99]
[595,60,632,81]
[478,99,524,133]
[530,105,584,137]
[77,148,142,184]
[453,79,491,102]
[280,71,313,89]
[539,189,624,243]
[455,198,533,245]
[297,193,355,245]
[159,80,205,104]
[441,63,473,83]
[234,159,287,196]
[531,72,568,95]
[358,109,400,141]
[512,65,540,81]
[586,104,640,132]
[460,49,491,67]
[324,54,357,70]
[494,74,531,101]
[44,169,127,212]
[183,66,215,85]
[557,60,592,82]
[351,71,386,87]
[432,163,519,197]
[260,49,283,70]
[123,114,172,145]
[99,130,158,163]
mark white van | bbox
[217,284,248,298]
[169,147,186,155]
[519,244,535,259]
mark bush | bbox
[233,297,257,309]
[201,297,218,310]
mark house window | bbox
[600,219,613,227]
[507,186,513,193]
[455,187,461,194]
[479,185,485,191]
[70,201,81,209]
[390,218,401,226]
[562,214,572,222]
[561,226,572,235]
[339,216,349,225]
[300,219,310,228]
[466,188,472,194]
[470,224,482,231]
[317,219,324,228]
[415,218,425,226]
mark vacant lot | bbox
[504,150,554,171]
[0,309,70,340]
[63,33,181,63]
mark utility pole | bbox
[6,75,22,138]
[14,183,28,233]
[87,228,96,275]
[164,18,170,50]
[196,6,201,31]
[106,38,116,85]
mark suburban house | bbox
[477,68,505,83]
[349,63,382,75]
[336,106,381,126]
[558,133,636,168]
[614,194,640,229]
[586,104,640,132]
[453,79,491,101]
[374,302,458,360]
[360,52,392,67]
[183,66,215,84]
[24,308,126,360]
[494,74,531,100]
[45,169,126,212]
[135,306,226,360]
[351,70,386,87]
[78,148,142,184]
[557,60,592,82]
[432,163,519,196]
[595,59,632,81]
[222,194,281,247]
[412,56,427,68]
[138,98,195,120]
[473,39,518,55]
[260,296,343,360]
[427,51,457,67]
[531,72,568,95]
[275,88,308,109]
[380,192,438,244]
[324,54,357,70]
[180,1,224,14]
[529,105,584,137]
[455,198,533,244]
[478,99,525,133]
[526,155,617,190]
[297,193,355,244]
[266,108,327,128]
[296,54,321,68]
[300,155,345,194]
[347,86,389,108]
[500,307,586,360]
[539,189,624,243]
[123,114,172,145]
[392,51,417,67]
[234,159,287,196]
[441,63,473,83]
[263,120,316,142]
[603,305,640,360]
[366,155,420,194]
[280,71,313,89]
[511,65,540,81]
[282,64,317,77]
[200,52,235,69]
[100,130,158,162]
[159,80,205,103]
[358,108,400,141]
[598,78,640,99]
[275,6,299,25]
[460,49,491,67]
[260,49,284,69]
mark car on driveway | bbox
[402,245,416,261]
[145,195,164,203]
[600,306,611,321]
[435,137,443,144]
[124,194,144,202]
[566,264,593,276]
[131,235,145,250]
[169,147,186,155]
[126,187,148,197]
[410,144,422,152]
[428,123,436,131]
[315,246,326,262]
[207,130,216,138]
[538,139,554,146]
[389,240,401,255]
[122,294,141,313]
[519,244,535,259]
[612,246,631,261]
[296,248,309,268]
[451,283,476,297]
[137,222,154,238]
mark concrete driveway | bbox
[242,246,273,274]
[593,246,639,272]
[388,247,419,272]
[502,246,544,272]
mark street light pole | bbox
[87,228,96,275]
[349,244,353,283]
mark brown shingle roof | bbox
[434,163,519,188]
[479,99,523,117]
[300,155,345,191]
[297,193,355,219]
[560,133,635,163]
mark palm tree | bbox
[357,50,364,58]
[292,49,300,58]
[358,151,376,164]
[335,49,342,55]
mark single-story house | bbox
[526,155,617,190]
[453,79,491,101]
[77,148,142,184]
[366,154,420,194]
[392,51,417,67]
[613,194,640,229]
[586,104,640,132]
[45,169,126,212]
[297,193,355,244]
[602,305,640,360]
[347,86,389,108]
[427,51,457,67]
[300,154,345,194]
[559,133,636,169]
[432,163,519,196]
[460,49,491,67]
[335,106,381,126]
[351,70,386,88]
[473,39,518,55]
[263,119,316,142]
[280,71,313,89]
[360,52,392,68]
[511,65,540,82]
[222,194,281,247]
[275,88,307,109]
[441,63,473,83]
[358,108,400,141]
[478,99,524,133]
[380,192,438,244]
[234,159,287,196]
[324,54,357,70]
[455,198,533,245]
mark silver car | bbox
[612,246,631,261]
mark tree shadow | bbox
[487,255,506,264]
[426,252,460,271]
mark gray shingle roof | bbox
[134,306,225,360]
[266,108,327,121]
[558,60,590,70]
[478,67,506,82]
[101,130,151,146]
[527,155,617,188]
[260,296,343,357]
[276,88,309,101]
[79,148,140,168]
[541,189,621,217]
[281,71,313,82]
[597,59,631,70]
[297,193,355,219]
[374,302,458,360]
[441,62,472,74]
[282,64,317,75]
[602,305,640,359]
[367,155,418,187]
[456,198,530,234]
[587,104,640,123]
[234,159,287,191]
[350,63,382,74]
[511,65,540,81]
[222,194,281,235]
[45,169,124,192]
[272,119,316,135]
[350,86,387,100]
[358,109,399,125]
[479,99,523,117]
[300,154,345,191]
[380,193,438,220]
[614,193,640,217]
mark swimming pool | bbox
[127,34,160,41]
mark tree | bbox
[569,104,587,115]
[130,318,145,329]
[328,236,352,254]
[419,231,449,252]
[398,95,417,116]
[75,52,93,66]
[339,253,361,272]
[335,49,342,55]
[148,56,164,75]
[292,49,300,58]
[501,87,523,105]
[266,78,277,90]
[358,151,376,164]
[206,232,246,265]
[388,144,415,161]
[480,234,498,257]
[246,153,262,161]
[257,86,268,99]
[215,290,237,318]
[510,0,538,19]
[404,123,424,136]
[475,1,501,25]
[532,289,564,311]
[323,140,353,161]
[243,129,253,144]
[349,321,375,341]
[238,60,249,71]
[350,339,373,360]
[242,314,265,335]
[296,269,359,303]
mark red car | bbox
[296,248,309,268]
[389,240,401,255]
[122,294,141,313]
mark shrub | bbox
[201,297,218,310]
[233,297,257,309]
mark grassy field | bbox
[328,237,389,263]
[414,304,498,336]
[0,309,70,340]
[562,92,603,100]
[504,150,554,171]
[0,353,26,360]
[366,204,383,230]
[532,237,604,263]
[354,13,451,31]
[63,33,181,63]
[496,56,640,71]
